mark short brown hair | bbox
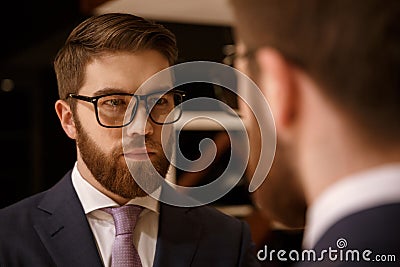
[54,12,178,100]
[231,0,400,140]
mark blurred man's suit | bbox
[297,166,400,267]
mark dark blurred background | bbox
[0,3,305,262]
[0,0,236,208]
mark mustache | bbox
[121,137,163,152]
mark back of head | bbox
[54,13,178,101]
[231,0,400,143]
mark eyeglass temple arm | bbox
[67,94,94,102]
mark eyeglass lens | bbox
[96,92,183,127]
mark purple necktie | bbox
[103,205,144,267]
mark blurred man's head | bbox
[235,41,306,228]
[231,0,400,223]
[232,0,400,141]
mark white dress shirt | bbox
[303,163,400,249]
[71,162,159,267]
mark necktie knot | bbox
[103,205,143,236]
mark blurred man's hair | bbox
[54,12,178,102]
[231,0,400,142]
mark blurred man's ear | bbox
[55,100,77,140]
[255,48,299,140]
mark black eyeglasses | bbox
[67,90,185,128]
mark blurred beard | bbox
[75,121,172,199]
[254,141,307,228]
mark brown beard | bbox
[75,119,172,199]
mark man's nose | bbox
[125,102,154,136]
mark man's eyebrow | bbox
[157,85,174,92]
[142,85,175,94]
[92,85,174,97]
[92,88,131,96]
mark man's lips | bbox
[123,147,156,160]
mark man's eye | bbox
[149,96,168,106]
[155,98,168,105]
[105,99,125,106]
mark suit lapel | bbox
[153,203,201,267]
[34,171,103,267]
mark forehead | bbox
[79,50,173,96]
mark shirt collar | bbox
[303,163,400,249]
[71,162,160,215]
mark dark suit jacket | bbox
[296,203,400,267]
[0,170,260,267]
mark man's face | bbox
[74,50,173,199]
[235,42,306,228]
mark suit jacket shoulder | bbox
[296,203,400,267]
[0,170,102,267]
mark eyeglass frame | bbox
[67,90,186,128]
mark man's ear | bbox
[55,100,77,139]
[255,48,299,139]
